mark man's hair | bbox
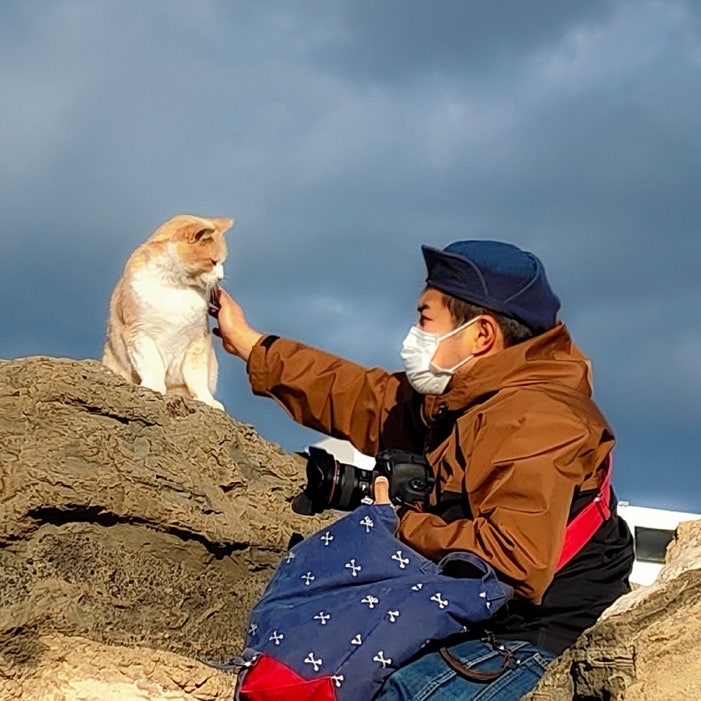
[425,285,536,347]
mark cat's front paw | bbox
[198,396,225,411]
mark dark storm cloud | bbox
[1,0,700,511]
[312,0,616,84]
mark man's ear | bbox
[471,315,503,355]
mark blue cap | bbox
[421,241,560,332]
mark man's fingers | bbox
[217,286,237,307]
[373,476,391,504]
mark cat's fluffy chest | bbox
[130,268,207,344]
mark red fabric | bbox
[238,654,337,701]
[555,454,612,572]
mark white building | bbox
[617,502,700,586]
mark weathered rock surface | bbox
[0,356,332,700]
[3,632,234,700]
[525,518,701,700]
[2,356,700,700]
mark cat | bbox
[102,214,233,410]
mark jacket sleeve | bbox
[246,336,426,456]
[397,401,614,603]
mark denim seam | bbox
[412,665,460,701]
[473,653,549,701]
[412,643,532,700]
[531,652,553,672]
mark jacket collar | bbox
[422,323,593,422]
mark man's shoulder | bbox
[476,383,609,431]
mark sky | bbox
[1,0,699,513]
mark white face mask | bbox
[400,317,479,394]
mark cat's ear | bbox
[212,217,235,234]
[179,222,216,243]
[193,228,215,242]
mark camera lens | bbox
[331,462,372,511]
[292,447,372,514]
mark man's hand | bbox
[373,476,392,505]
[211,287,264,361]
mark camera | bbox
[291,447,434,515]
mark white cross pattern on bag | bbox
[301,571,316,586]
[391,550,410,569]
[479,590,492,610]
[320,532,334,546]
[345,558,362,577]
[247,622,258,637]
[431,592,448,609]
[373,651,393,668]
[284,551,296,564]
[332,674,345,688]
[411,583,424,591]
[351,634,363,645]
[269,630,284,646]
[359,515,375,532]
[314,611,331,625]
[361,595,379,609]
[386,610,400,623]
[304,652,323,672]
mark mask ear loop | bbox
[430,316,480,373]
[431,353,474,375]
[435,315,480,343]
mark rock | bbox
[0,356,333,699]
[525,518,701,700]
[1,632,234,701]
[4,356,700,700]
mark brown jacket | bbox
[247,323,613,604]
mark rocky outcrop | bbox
[525,518,701,700]
[2,356,700,700]
[0,356,332,700]
[3,633,235,700]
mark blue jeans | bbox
[374,639,555,700]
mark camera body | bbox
[291,446,435,515]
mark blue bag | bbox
[235,504,512,701]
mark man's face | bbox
[416,288,455,335]
[416,288,476,369]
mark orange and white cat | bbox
[102,214,233,410]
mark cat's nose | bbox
[211,259,218,267]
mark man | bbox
[214,240,634,699]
